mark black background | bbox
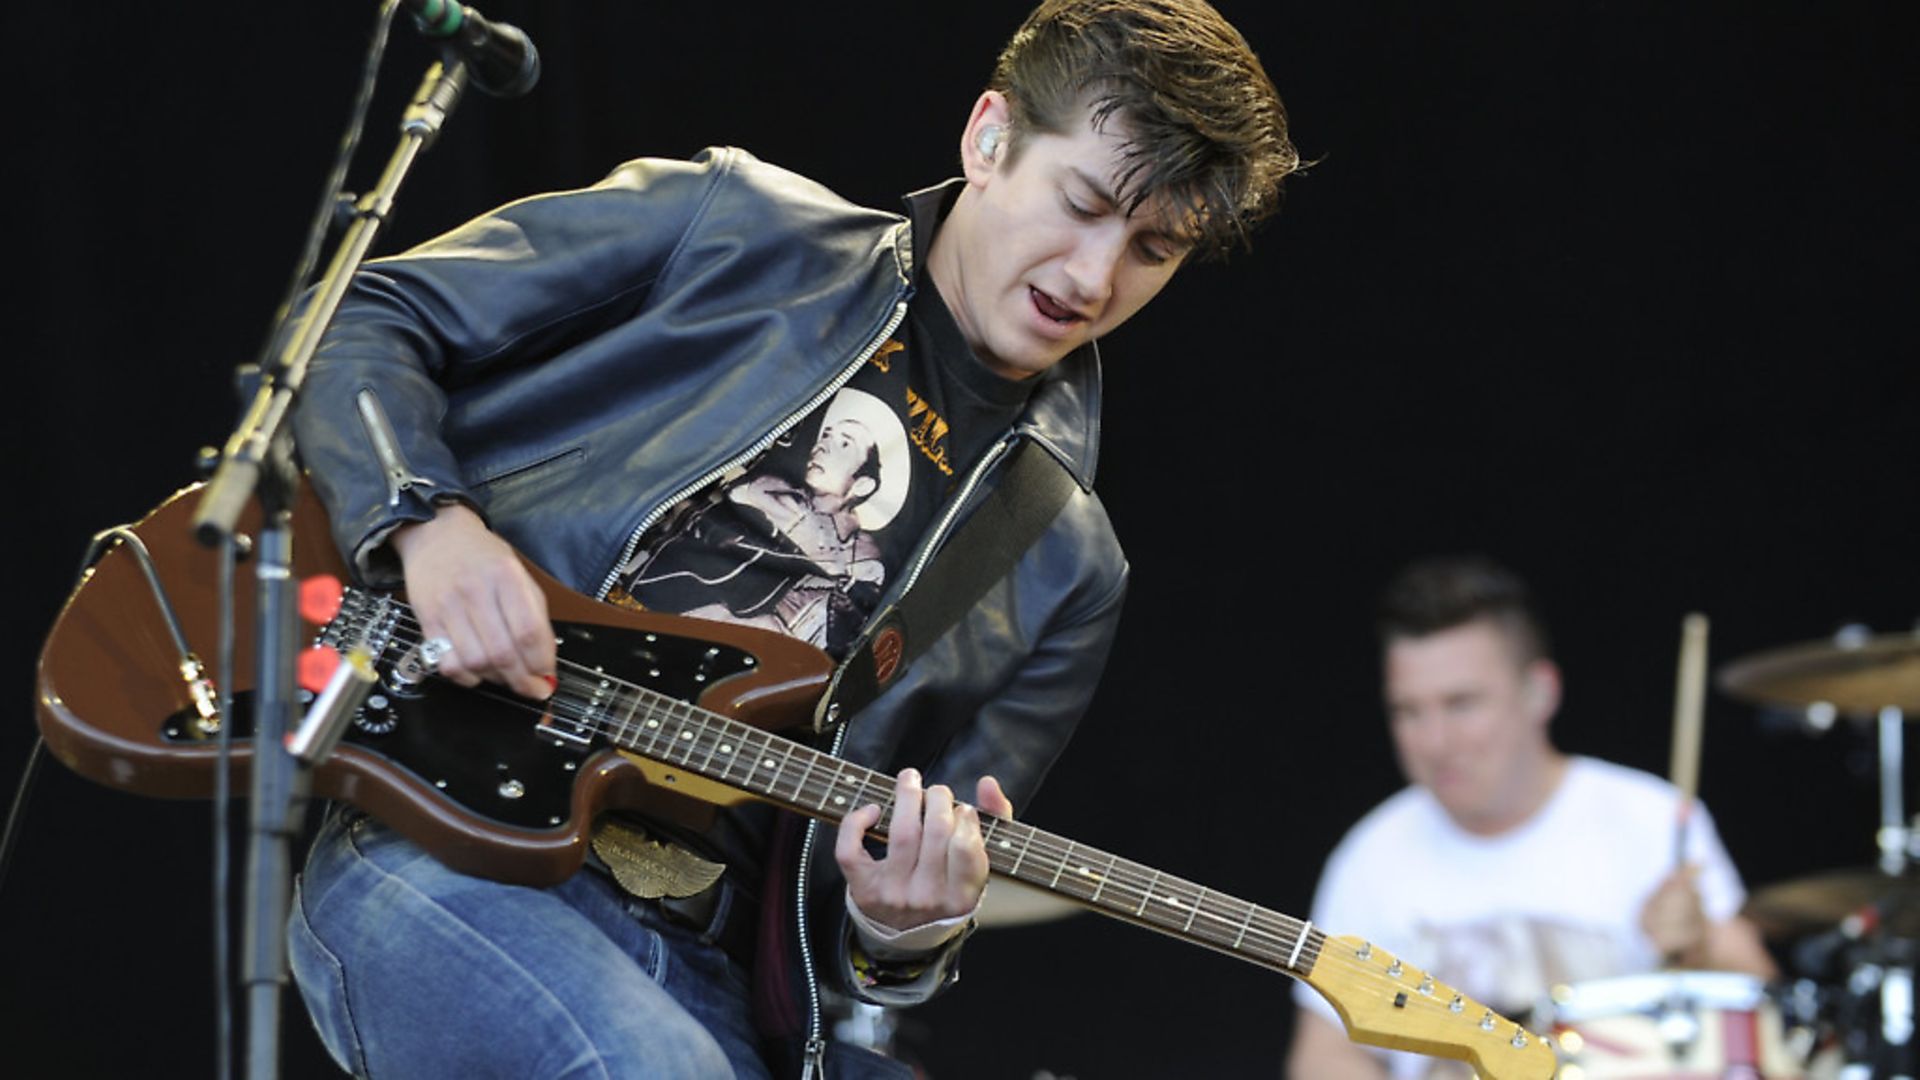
[8,2,1916,1076]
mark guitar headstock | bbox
[1301,934,1558,1080]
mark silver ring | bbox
[419,635,454,668]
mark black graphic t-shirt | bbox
[610,183,1032,660]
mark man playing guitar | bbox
[285,2,1299,1076]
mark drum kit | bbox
[1538,624,1920,1080]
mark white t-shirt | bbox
[1291,756,1746,1079]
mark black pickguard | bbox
[161,617,763,832]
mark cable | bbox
[0,738,47,898]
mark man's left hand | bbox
[836,770,1014,932]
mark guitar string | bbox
[350,614,1536,1042]
[341,608,1542,1049]
[361,612,1327,957]
[356,614,1535,1039]
[354,610,1339,965]
[400,659,1541,1055]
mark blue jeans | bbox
[288,809,770,1079]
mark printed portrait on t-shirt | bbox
[619,387,912,656]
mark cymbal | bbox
[1717,632,1920,717]
[1742,867,1920,938]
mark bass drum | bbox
[1535,971,1813,1078]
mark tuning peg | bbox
[300,574,345,625]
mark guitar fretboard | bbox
[560,663,1325,976]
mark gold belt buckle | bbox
[590,817,727,900]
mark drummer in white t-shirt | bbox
[1285,556,1778,1080]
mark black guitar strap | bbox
[816,437,1079,730]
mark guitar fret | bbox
[698,715,727,776]
[1111,858,1154,913]
[1137,869,1162,917]
[1047,841,1074,890]
[672,703,703,764]
[1285,920,1311,970]
[660,691,689,752]
[604,684,625,739]
[1088,852,1117,904]
[1230,901,1256,950]
[784,741,816,804]
[668,703,693,756]
[632,697,662,755]
[744,730,779,795]
[817,762,846,812]
[611,684,642,747]
[868,774,891,814]
[1006,823,1037,877]
[671,706,697,758]
[1183,886,1206,933]
[702,718,729,776]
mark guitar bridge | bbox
[320,589,404,691]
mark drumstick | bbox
[1669,612,1709,871]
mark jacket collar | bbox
[1020,344,1102,491]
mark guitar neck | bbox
[544,652,1553,1077]
[582,669,1324,979]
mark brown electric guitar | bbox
[36,485,1558,1080]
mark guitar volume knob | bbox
[354,693,397,735]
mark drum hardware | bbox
[1654,986,1705,1066]
[1818,935,1918,1080]
[1721,628,1919,873]
[1721,626,1920,1078]
[1536,971,1804,1078]
[1747,874,1920,943]
[1717,629,1920,720]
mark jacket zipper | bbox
[893,433,1015,598]
[795,719,850,1080]
[355,388,436,507]
[591,297,911,603]
[789,428,1023,1077]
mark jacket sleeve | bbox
[289,152,732,583]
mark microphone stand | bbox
[191,57,472,1080]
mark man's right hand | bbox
[389,502,556,700]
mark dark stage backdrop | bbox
[9,3,1915,1076]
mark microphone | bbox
[403,0,541,98]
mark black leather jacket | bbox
[292,146,1128,1049]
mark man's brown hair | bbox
[990,0,1302,259]
[1377,556,1554,667]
